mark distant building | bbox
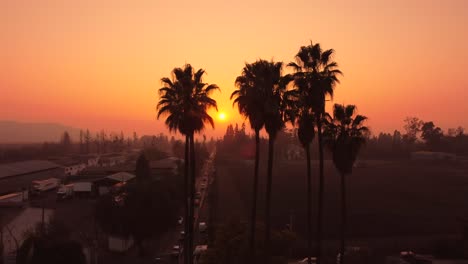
[74,154,99,167]
[411,151,457,161]
[0,160,64,194]
[99,153,126,167]
[149,157,182,178]
[92,172,136,196]
[47,156,89,176]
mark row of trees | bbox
[230,42,368,264]
[362,118,466,159]
[155,41,367,264]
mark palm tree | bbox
[157,64,219,264]
[291,106,316,264]
[289,42,342,264]
[244,60,292,264]
[323,104,368,264]
[231,62,266,262]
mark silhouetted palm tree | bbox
[290,105,316,264]
[324,104,368,264]
[289,42,342,264]
[246,60,293,264]
[231,62,266,262]
[157,64,219,264]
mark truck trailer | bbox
[31,178,60,195]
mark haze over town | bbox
[2,1,468,264]
[2,0,468,141]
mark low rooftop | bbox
[0,160,61,179]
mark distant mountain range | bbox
[0,121,81,143]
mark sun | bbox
[218,112,227,121]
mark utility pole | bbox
[289,210,294,232]
[41,198,45,234]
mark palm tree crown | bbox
[231,62,266,132]
[288,41,342,115]
[157,64,219,136]
[324,104,369,174]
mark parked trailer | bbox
[0,192,26,207]
[32,178,60,194]
[56,184,74,200]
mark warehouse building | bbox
[0,160,65,194]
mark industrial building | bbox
[0,160,65,194]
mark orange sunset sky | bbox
[1,0,468,139]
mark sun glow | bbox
[218,112,227,121]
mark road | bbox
[155,148,216,264]
[191,149,216,261]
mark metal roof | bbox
[106,172,135,182]
[0,160,61,179]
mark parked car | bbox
[56,184,74,200]
[178,216,184,225]
[171,245,180,257]
[199,222,207,233]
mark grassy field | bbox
[214,158,468,244]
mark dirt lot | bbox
[214,158,468,246]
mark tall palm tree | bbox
[157,64,219,264]
[245,60,292,264]
[231,62,266,262]
[291,106,316,264]
[324,104,368,264]
[289,42,342,264]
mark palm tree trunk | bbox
[189,134,196,264]
[184,135,190,264]
[249,130,260,263]
[264,135,275,264]
[305,143,312,264]
[317,119,324,264]
[340,172,347,264]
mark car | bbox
[298,257,317,263]
[177,216,183,225]
[153,256,163,263]
[179,231,185,241]
[199,222,207,233]
[171,245,180,257]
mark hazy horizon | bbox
[2,0,468,140]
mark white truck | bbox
[56,184,74,200]
[32,178,60,194]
